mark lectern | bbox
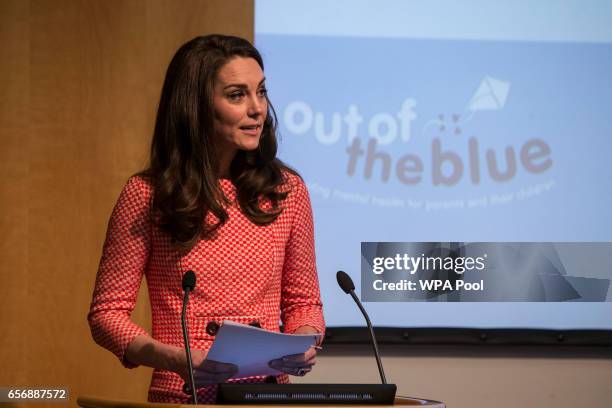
[77,395,445,408]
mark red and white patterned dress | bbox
[88,172,325,403]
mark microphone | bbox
[181,270,198,405]
[336,271,387,384]
[182,270,196,292]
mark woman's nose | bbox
[247,95,264,116]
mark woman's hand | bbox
[268,325,321,376]
[177,349,238,387]
[268,347,316,376]
[125,335,237,390]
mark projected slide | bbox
[255,0,612,329]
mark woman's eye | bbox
[228,92,244,101]
[257,88,268,97]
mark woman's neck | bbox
[216,147,237,179]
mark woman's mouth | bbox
[240,124,261,136]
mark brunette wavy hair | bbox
[141,34,294,250]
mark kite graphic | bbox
[468,76,511,111]
[421,75,511,137]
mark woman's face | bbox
[212,57,268,156]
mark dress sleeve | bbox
[87,176,151,368]
[280,176,326,334]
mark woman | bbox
[88,34,325,404]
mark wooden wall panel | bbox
[0,0,30,388]
[0,0,253,405]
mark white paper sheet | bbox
[205,320,322,378]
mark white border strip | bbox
[256,0,612,43]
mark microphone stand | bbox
[347,289,387,384]
[181,272,198,405]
